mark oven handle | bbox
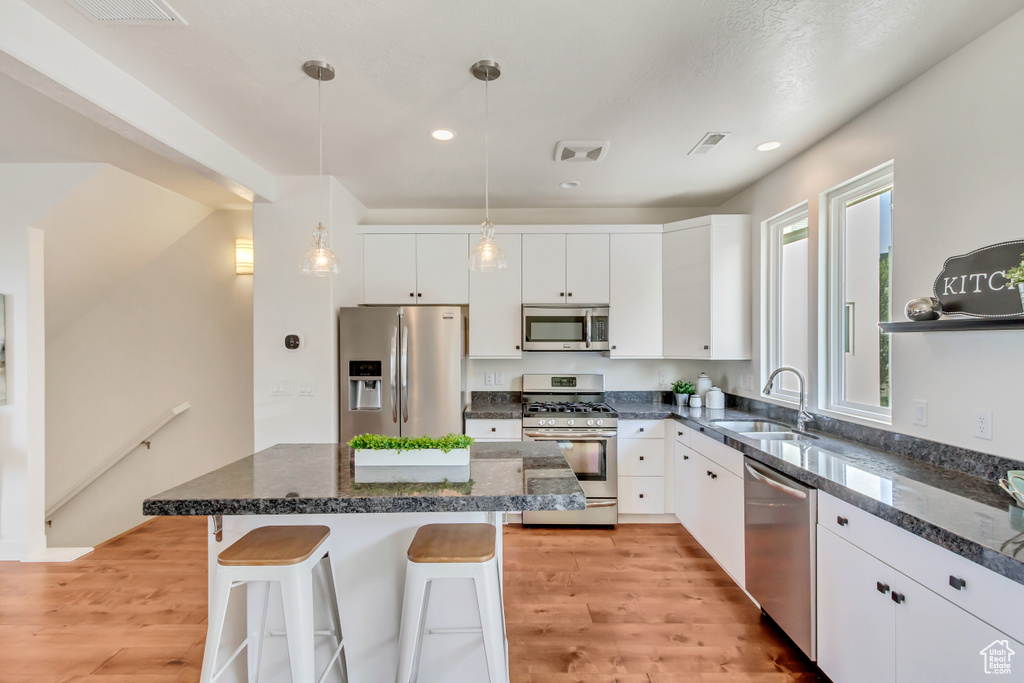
[744,463,807,500]
[585,499,617,508]
[523,431,617,440]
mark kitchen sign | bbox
[932,239,1024,317]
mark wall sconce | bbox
[235,238,254,275]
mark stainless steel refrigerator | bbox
[339,306,465,442]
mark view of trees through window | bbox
[843,188,892,409]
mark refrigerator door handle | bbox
[390,326,398,424]
[400,326,409,423]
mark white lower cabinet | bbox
[618,420,666,515]
[818,515,1024,683]
[464,419,521,442]
[672,437,696,530]
[691,451,744,586]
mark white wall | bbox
[253,177,366,450]
[0,163,98,559]
[468,356,720,394]
[45,210,254,547]
[715,9,1024,458]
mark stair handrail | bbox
[45,401,191,520]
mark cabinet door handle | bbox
[683,455,689,460]
[706,470,713,477]
[949,575,967,591]
[677,431,683,436]
[490,427,496,432]
[515,345,520,350]
[699,427,705,432]
[837,516,849,527]
[568,292,573,297]
[876,582,890,594]
[639,456,645,461]
[417,293,422,297]
[409,292,415,297]
[639,493,644,499]
[639,428,645,432]
[703,344,709,350]
[560,292,565,297]
[891,592,905,605]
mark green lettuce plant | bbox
[347,433,474,453]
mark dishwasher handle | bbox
[745,463,808,500]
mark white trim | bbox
[358,224,661,235]
[762,202,809,403]
[822,161,894,423]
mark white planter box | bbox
[354,448,470,468]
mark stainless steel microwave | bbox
[522,306,610,351]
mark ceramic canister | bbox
[696,373,712,400]
[706,387,725,410]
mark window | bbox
[824,162,893,422]
[764,203,809,402]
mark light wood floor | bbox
[0,518,823,682]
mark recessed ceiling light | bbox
[560,181,581,189]
[756,141,782,152]
[430,129,456,141]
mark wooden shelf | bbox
[880,318,1024,333]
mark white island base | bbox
[207,511,505,683]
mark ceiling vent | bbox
[554,141,609,163]
[67,0,187,25]
[688,132,729,156]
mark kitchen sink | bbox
[712,420,791,433]
[710,419,819,441]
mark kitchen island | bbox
[144,441,584,683]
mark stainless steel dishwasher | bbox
[744,457,817,660]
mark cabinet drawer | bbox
[619,420,665,439]
[819,492,1024,644]
[617,438,665,477]
[672,421,691,446]
[689,429,743,477]
[618,476,665,514]
[465,419,521,441]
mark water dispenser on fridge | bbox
[348,360,382,411]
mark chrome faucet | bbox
[763,366,814,433]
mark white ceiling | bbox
[14,0,1024,209]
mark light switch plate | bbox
[297,380,315,396]
[271,380,293,396]
[912,400,927,426]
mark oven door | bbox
[522,307,610,351]
[522,428,617,499]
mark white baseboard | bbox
[21,547,93,563]
[617,513,680,524]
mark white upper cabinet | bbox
[364,234,417,305]
[521,233,567,304]
[363,233,469,305]
[522,233,609,304]
[609,233,662,357]
[663,215,751,359]
[469,234,522,358]
[565,234,609,304]
[416,234,469,304]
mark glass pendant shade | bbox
[470,220,507,272]
[300,223,339,276]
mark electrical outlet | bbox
[744,375,754,391]
[659,371,669,384]
[484,372,495,386]
[912,400,927,426]
[974,409,993,440]
[495,372,504,386]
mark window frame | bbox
[763,202,810,404]
[822,161,894,423]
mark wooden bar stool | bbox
[200,525,348,683]
[396,523,506,683]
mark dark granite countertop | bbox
[464,391,523,419]
[667,405,1024,586]
[143,442,585,516]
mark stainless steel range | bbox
[521,374,618,526]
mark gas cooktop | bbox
[525,401,616,415]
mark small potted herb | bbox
[1006,251,1024,313]
[672,380,696,408]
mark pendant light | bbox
[469,60,507,272]
[300,60,340,277]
